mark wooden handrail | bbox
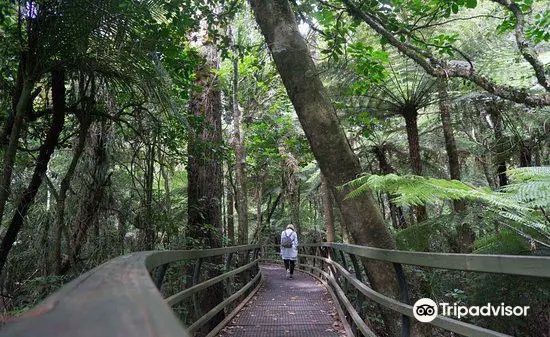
[2,245,261,337]
[262,243,550,337]
[4,243,548,337]
[324,243,550,277]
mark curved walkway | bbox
[218,264,346,337]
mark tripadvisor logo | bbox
[413,298,530,323]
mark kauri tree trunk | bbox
[250,1,402,335]
[186,41,224,331]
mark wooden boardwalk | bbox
[218,264,346,337]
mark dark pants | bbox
[283,259,295,275]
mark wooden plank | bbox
[325,243,550,277]
[296,265,357,337]
[300,263,377,337]
[205,272,265,337]
[187,271,262,334]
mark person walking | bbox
[280,224,298,279]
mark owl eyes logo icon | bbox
[413,298,438,322]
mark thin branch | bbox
[410,14,505,32]
[490,0,549,91]
[337,0,550,106]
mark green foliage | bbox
[344,168,550,247]
[348,42,389,93]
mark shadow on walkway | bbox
[218,264,346,337]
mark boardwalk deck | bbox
[218,264,346,337]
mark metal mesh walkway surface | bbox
[218,264,346,337]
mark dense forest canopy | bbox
[0,0,548,335]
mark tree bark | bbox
[403,109,427,222]
[231,42,249,246]
[0,69,66,275]
[320,173,335,242]
[488,105,508,187]
[437,79,474,252]
[0,80,33,226]
[250,1,402,335]
[186,41,224,331]
[61,123,110,274]
[54,114,91,274]
[140,133,156,250]
[437,79,465,211]
[226,183,235,245]
[373,147,407,229]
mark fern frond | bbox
[344,172,549,238]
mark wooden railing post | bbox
[393,262,411,337]
[192,257,203,321]
[154,263,168,290]
[349,253,366,329]
[224,252,234,300]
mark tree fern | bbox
[343,167,550,246]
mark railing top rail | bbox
[267,243,550,278]
[146,244,260,269]
[3,245,261,337]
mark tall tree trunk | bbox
[0,80,33,226]
[0,69,66,275]
[54,115,91,274]
[140,133,156,250]
[518,140,532,167]
[402,109,427,222]
[158,144,172,248]
[373,147,407,229]
[186,41,224,331]
[320,173,335,242]
[437,79,474,252]
[255,169,267,238]
[231,41,249,247]
[250,1,402,335]
[226,186,235,245]
[488,105,508,187]
[437,79,465,210]
[478,156,497,189]
[61,123,110,274]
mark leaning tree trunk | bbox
[0,68,66,276]
[402,109,427,222]
[186,41,224,331]
[437,79,474,252]
[250,1,402,335]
